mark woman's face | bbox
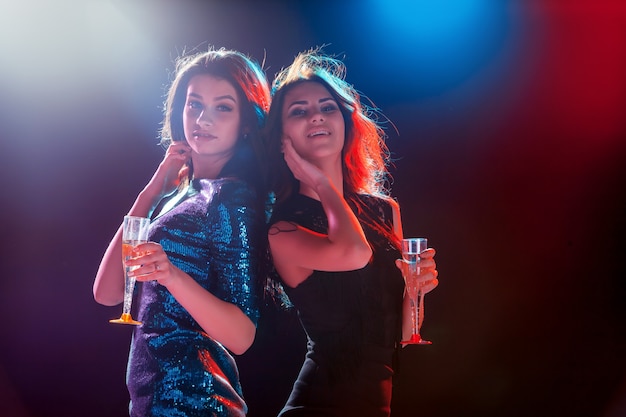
[281,81,345,163]
[183,74,242,167]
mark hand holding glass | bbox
[109,215,150,326]
[401,237,432,345]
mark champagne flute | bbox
[401,237,432,345]
[109,215,151,326]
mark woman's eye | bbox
[289,108,306,117]
[216,104,233,112]
[322,104,338,113]
[187,100,202,110]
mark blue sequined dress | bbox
[127,178,263,417]
[271,193,405,417]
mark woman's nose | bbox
[197,110,213,127]
[310,111,324,123]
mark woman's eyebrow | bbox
[214,94,237,102]
[187,92,237,102]
[286,96,334,110]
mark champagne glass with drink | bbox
[109,215,151,326]
[401,237,432,345]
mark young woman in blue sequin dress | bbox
[264,49,439,417]
[93,48,271,417]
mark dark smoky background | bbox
[1,1,625,416]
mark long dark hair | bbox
[159,47,276,305]
[264,48,399,248]
[160,47,271,192]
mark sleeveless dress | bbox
[271,193,405,417]
[127,178,263,417]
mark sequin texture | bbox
[127,178,263,417]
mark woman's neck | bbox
[191,153,231,180]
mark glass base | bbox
[109,313,142,326]
[401,334,432,345]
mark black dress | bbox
[271,193,405,417]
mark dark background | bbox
[1,1,625,416]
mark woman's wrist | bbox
[157,265,182,288]
[312,177,336,197]
[128,187,162,218]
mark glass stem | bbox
[123,269,135,315]
[411,297,419,336]
[416,289,424,335]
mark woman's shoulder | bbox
[195,177,257,198]
[270,193,322,226]
[354,193,400,226]
[356,192,398,210]
[274,192,318,211]
[190,178,263,217]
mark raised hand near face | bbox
[145,141,192,200]
[281,137,330,191]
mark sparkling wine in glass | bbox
[401,237,432,345]
[109,215,150,326]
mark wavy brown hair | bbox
[158,47,275,304]
[264,48,392,203]
[160,47,271,191]
[264,48,399,248]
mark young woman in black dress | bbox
[265,49,439,417]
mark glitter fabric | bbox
[127,178,263,417]
[270,193,404,417]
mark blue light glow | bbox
[358,0,510,96]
